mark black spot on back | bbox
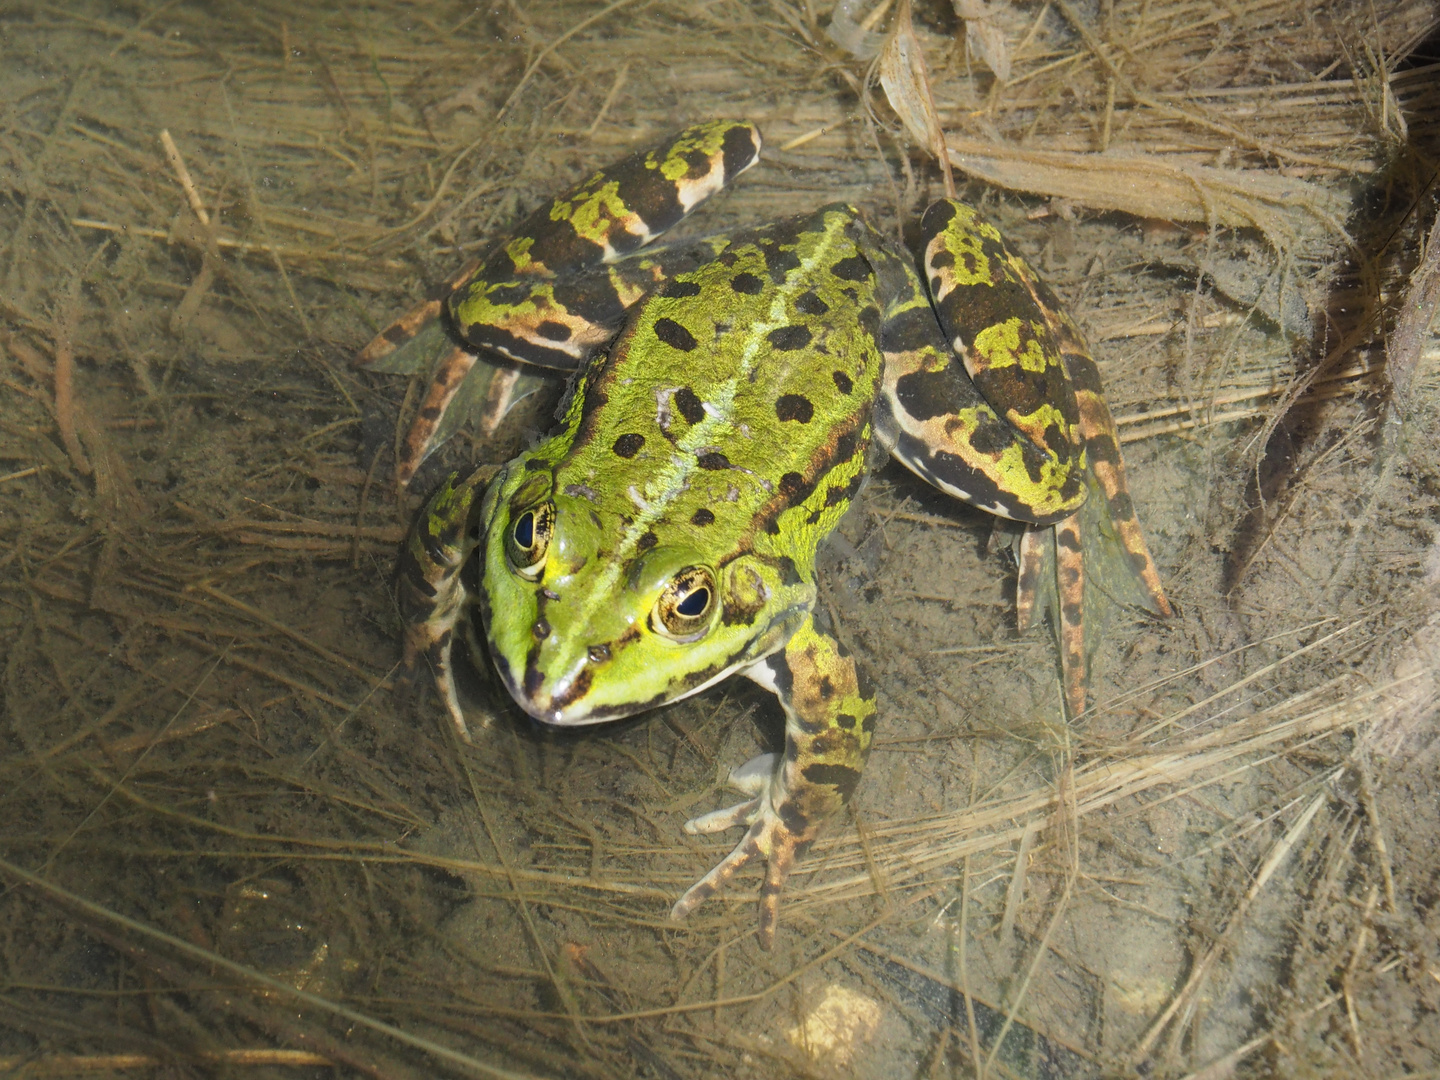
[831,254,871,281]
[775,394,814,423]
[673,386,706,425]
[795,291,829,316]
[653,316,698,351]
[612,433,645,458]
[638,530,659,551]
[768,325,813,351]
[661,279,703,299]
[730,271,764,294]
[697,451,731,470]
[536,320,572,341]
[691,508,715,527]
[832,371,853,394]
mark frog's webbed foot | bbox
[1014,456,1172,718]
[356,314,550,488]
[670,753,809,949]
[1015,515,1087,716]
[680,752,774,832]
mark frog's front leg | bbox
[395,468,490,743]
[670,615,876,948]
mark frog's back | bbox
[552,206,882,568]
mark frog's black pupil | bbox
[514,512,534,549]
[677,588,710,617]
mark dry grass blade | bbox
[944,137,1350,242]
[877,0,955,197]
[0,856,546,1080]
[1387,204,1440,414]
[1130,788,1329,1061]
[50,277,91,478]
[0,1050,333,1074]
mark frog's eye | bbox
[651,566,718,642]
[505,503,554,581]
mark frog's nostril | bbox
[588,643,611,663]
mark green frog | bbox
[358,120,1170,947]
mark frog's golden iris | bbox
[370,120,1170,947]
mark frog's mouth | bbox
[488,644,745,728]
[486,647,649,727]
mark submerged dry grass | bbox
[2,0,1439,1077]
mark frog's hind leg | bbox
[872,201,1169,717]
[357,120,763,485]
[357,311,553,486]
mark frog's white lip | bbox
[509,680,656,728]
[501,649,754,729]
[494,659,653,728]
[526,700,646,727]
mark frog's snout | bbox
[506,638,611,727]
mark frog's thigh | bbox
[875,331,1085,525]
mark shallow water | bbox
[2,2,1438,1076]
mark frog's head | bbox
[477,464,800,726]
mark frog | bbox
[358,120,1171,946]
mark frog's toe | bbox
[670,805,805,948]
[439,676,475,745]
[728,752,778,795]
[683,796,760,835]
[670,823,762,921]
[681,752,778,833]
